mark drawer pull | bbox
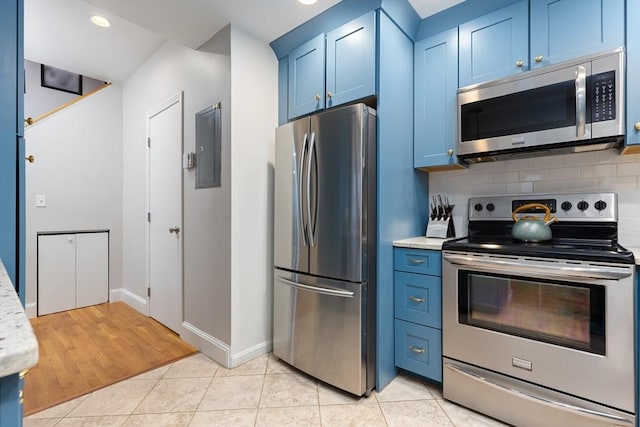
[408,258,425,265]
[409,345,426,354]
[408,295,424,303]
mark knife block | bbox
[426,217,456,238]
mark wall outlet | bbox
[35,194,46,207]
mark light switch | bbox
[36,194,46,207]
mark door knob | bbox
[314,94,320,101]
[169,226,180,234]
[515,60,524,67]
[25,155,35,163]
[534,55,543,63]
[634,122,640,131]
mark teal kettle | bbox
[511,203,558,242]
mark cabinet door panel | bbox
[414,28,459,168]
[530,0,624,69]
[76,232,109,308]
[394,271,442,328]
[626,0,640,148]
[38,234,76,315]
[459,0,528,87]
[326,11,375,108]
[288,34,325,119]
[394,320,442,382]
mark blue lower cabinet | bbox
[393,248,441,276]
[394,271,441,328]
[0,373,22,427]
[395,320,442,382]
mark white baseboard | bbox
[25,302,37,319]
[230,341,272,368]
[181,321,231,368]
[110,288,148,315]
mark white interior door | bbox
[147,92,183,333]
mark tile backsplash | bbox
[428,149,640,248]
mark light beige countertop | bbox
[0,260,39,378]
[392,236,454,250]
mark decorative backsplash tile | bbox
[428,149,640,248]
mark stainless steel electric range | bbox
[441,192,636,427]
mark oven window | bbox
[460,80,576,142]
[458,272,605,355]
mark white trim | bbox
[25,302,37,319]
[110,288,147,315]
[181,321,231,368]
[146,91,184,330]
[230,341,272,368]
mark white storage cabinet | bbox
[38,231,109,315]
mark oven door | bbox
[442,251,635,413]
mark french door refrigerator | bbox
[273,103,376,396]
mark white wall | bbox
[428,150,640,246]
[24,60,106,120]
[121,41,233,344]
[229,27,278,360]
[24,84,123,316]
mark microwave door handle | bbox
[575,65,587,138]
[299,133,308,246]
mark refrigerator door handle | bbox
[307,131,316,246]
[299,133,309,246]
[276,276,354,298]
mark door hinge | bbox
[147,287,151,297]
[147,212,151,222]
[147,137,151,147]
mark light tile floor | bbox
[25,353,509,426]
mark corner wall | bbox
[229,26,278,363]
[121,41,233,345]
[24,84,123,315]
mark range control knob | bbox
[560,201,572,211]
[594,200,607,211]
[577,200,589,211]
[486,203,495,212]
[474,203,483,212]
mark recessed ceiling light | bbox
[299,0,317,5]
[90,15,111,28]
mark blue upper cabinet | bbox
[458,0,528,88]
[414,28,460,170]
[625,0,640,149]
[287,11,376,120]
[326,12,375,109]
[530,0,624,69]
[288,34,326,120]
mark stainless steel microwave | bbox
[457,48,625,164]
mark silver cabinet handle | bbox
[408,296,424,303]
[575,65,586,138]
[409,345,425,354]
[444,362,633,425]
[169,226,180,234]
[408,258,424,265]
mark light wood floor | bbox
[24,302,197,416]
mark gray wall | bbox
[24,60,106,120]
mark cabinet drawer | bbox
[394,272,441,328]
[394,320,442,382]
[393,248,441,275]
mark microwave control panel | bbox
[591,71,616,122]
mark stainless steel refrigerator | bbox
[273,103,376,396]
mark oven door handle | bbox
[444,362,634,425]
[443,253,632,280]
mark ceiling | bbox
[25,0,464,83]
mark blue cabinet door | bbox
[326,11,375,109]
[0,374,22,427]
[459,0,528,87]
[394,320,442,382]
[414,28,459,169]
[530,0,624,69]
[625,0,640,148]
[288,33,325,120]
